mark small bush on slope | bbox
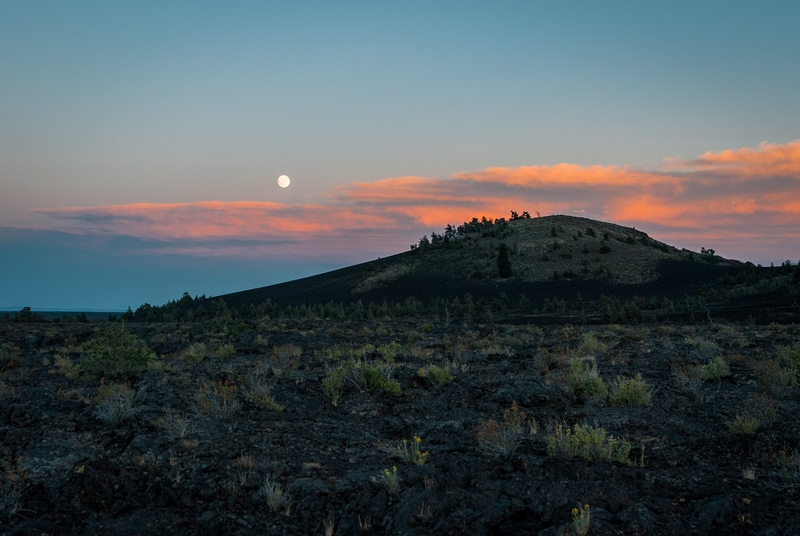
[81,325,157,378]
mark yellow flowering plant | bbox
[396,436,429,466]
[572,504,590,536]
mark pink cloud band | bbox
[36,139,800,262]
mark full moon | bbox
[278,175,291,188]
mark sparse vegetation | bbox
[477,401,526,456]
[547,423,633,465]
[609,374,651,406]
[395,436,428,466]
[417,364,454,386]
[180,342,208,364]
[3,214,800,534]
[344,359,401,395]
[565,357,608,400]
[54,355,81,379]
[0,381,13,405]
[572,504,591,536]
[244,373,283,412]
[576,332,607,355]
[321,366,345,406]
[260,477,286,512]
[380,466,399,495]
[80,325,157,377]
[727,394,776,434]
[700,356,731,381]
[157,408,193,439]
[94,382,143,422]
[195,380,239,418]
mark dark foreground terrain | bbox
[2,313,800,535]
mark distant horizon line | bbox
[0,307,126,313]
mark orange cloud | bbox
[35,139,800,262]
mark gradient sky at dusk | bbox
[2,1,799,310]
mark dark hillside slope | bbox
[210,215,797,319]
[219,257,742,310]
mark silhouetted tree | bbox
[14,306,45,323]
[497,244,512,278]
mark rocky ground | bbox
[2,316,800,535]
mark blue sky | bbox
[2,1,799,310]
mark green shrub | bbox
[54,355,81,380]
[346,359,401,396]
[576,332,606,356]
[396,436,428,466]
[0,343,22,369]
[687,337,720,361]
[609,374,651,406]
[181,342,208,364]
[377,341,402,362]
[81,325,157,378]
[407,330,424,343]
[756,360,798,395]
[566,357,608,399]
[572,504,591,536]
[380,466,399,495]
[727,394,776,434]
[215,343,235,359]
[700,356,731,381]
[726,415,761,435]
[407,345,432,359]
[244,373,283,412]
[546,423,632,465]
[417,364,454,386]
[245,391,283,412]
[777,342,800,371]
[322,366,345,406]
[260,477,286,512]
[319,345,344,360]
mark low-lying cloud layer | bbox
[35,140,800,263]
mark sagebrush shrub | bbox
[609,374,651,406]
[777,342,800,371]
[566,357,608,399]
[180,342,207,364]
[0,343,22,369]
[195,381,239,419]
[260,477,286,512]
[94,382,142,422]
[755,360,797,396]
[477,402,526,456]
[577,332,606,356]
[271,344,301,377]
[322,366,345,406]
[727,394,776,434]
[417,364,454,386]
[344,359,401,395]
[244,374,283,412]
[546,423,632,465]
[700,356,730,381]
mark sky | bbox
[1,1,799,311]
